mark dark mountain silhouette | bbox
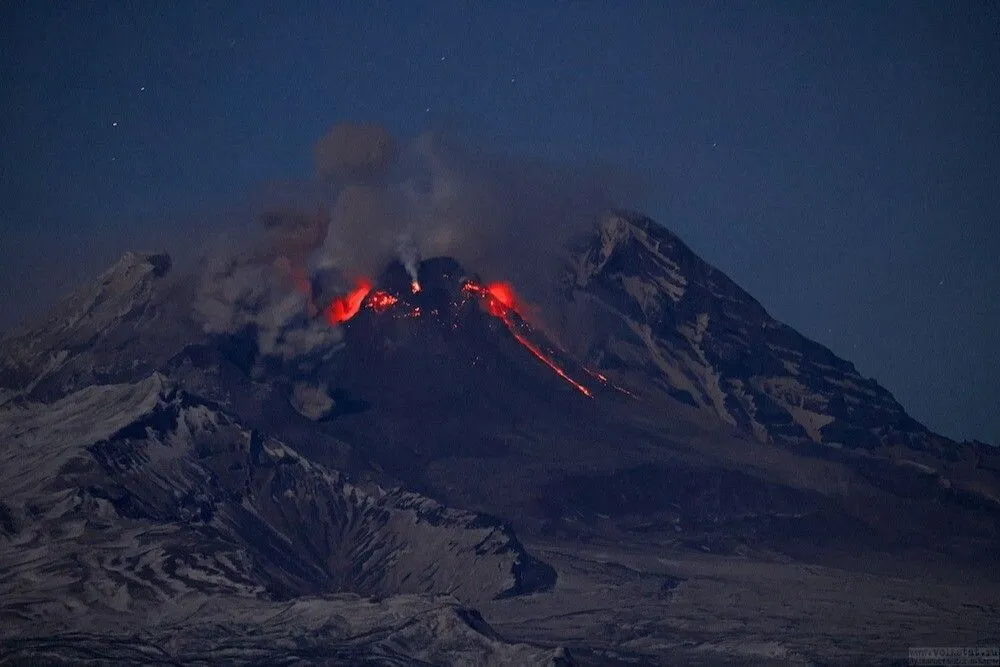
[1,212,997,664]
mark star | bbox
[112,121,119,127]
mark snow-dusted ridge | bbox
[0,373,560,663]
[0,251,198,402]
[1,211,998,664]
[567,211,947,453]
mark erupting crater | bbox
[319,257,601,398]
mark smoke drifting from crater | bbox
[315,122,398,186]
[315,123,636,306]
[192,120,636,371]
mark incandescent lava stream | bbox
[314,265,594,399]
[463,280,593,398]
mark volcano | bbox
[226,255,624,498]
[1,211,998,664]
[333,256,599,403]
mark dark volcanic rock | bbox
[0,595,566,666]
[1,216,998,664]
[562,211,948,454]
[0,374,554,607]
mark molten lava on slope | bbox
[325,279,373,325]
[314,259,597,398]
[368,290,399,313]
[461,280,593,398]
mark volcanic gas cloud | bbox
[195,122,631,400]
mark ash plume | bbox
[190,120,636,375]
[316,122,398,185]
[194,259,343,369]
[192,205,343,375]
[395,232,421,289]
[314,122,637,308]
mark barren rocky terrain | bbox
[1,211,997,664]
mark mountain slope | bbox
[0,252,198,404]
[1,594,570,666]
[1,208,998,664]
[561,211,939,452]
[0,374,553,614]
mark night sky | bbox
[2,2,998,444]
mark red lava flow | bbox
[325,279,372,325]
[316,274,595,398]
[464,280,593,398]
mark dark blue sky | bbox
[2,1,998,443]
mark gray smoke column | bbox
[316,122,398,185]
[192,206,344,374]
[314,124,637,310]
[395,232,421,289]
[191,119,636,381]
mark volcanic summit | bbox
[1,210,998,664]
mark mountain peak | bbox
[0,250,192,402]
[110,250,172,276]
[1,213,998,664]
[563,211,939,453]
[4,250,173,342]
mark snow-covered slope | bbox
[0,252,198,403]
[1,210,997,664]
[0,374,553,626]
[563,211,947,453]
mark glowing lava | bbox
[369,290,399,313]
[486,282,516,315]
[464,280,593,398]
[510,329,593,398]
[314,271,595,398]
[325,279,373,325]
[584,366,637,399]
